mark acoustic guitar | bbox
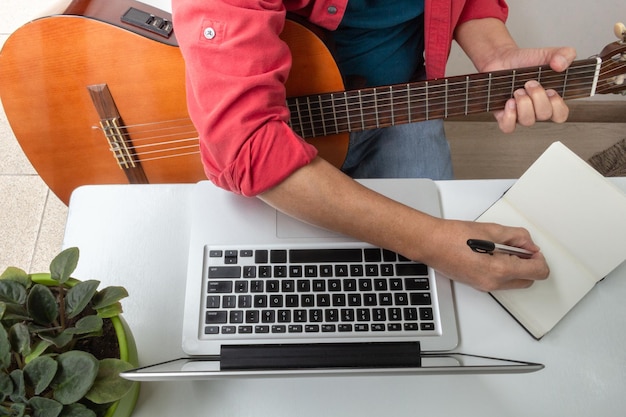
[1,0,625,204]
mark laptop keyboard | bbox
[202,244,440,339]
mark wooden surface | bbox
[446,100,626,179]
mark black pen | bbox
[467,239,534,259]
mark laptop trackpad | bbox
[276,211,344,238]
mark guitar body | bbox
[0,0,347,204]
[2,0,624,204]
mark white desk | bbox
[62,179,626,417]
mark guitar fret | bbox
[486,73,492,112]
[358,90,365,131]
[443,78,448,117]
[306,97,316,138]
[464,76,469,116]
[389,86,396,126]
[318,95,327,137]
[425,81,429,121]
[510,70,516,97]
[407,84,412,123]
[373,87,380,128]
[331,93,339,134]
[562,67,570,99]
[344,92,351,132]
[537,66,542,85]
[294,97,304,137]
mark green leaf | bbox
[49,248,79,285]
[65,280,100,319]
[24,356,58,395]
[0,280,26,305]
[59,403,96,417]
[85,359,134,404]
[9,323,31,356]
[25,340,53,364]
[39,331,73,349]
[52,351,99,405]
[27,284,59,325]
[29,396,63,417]
[65,316,103,336]
[95,303,123,319]
[9,402,26,417]
[9,369,26,403]
[0,325,11,370]
[91,287,128,310]
[0,267,30,287]
[1,303,29,321]
[0,372,13,401]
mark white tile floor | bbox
[1,1,68,273]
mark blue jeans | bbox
[340,120,454,180]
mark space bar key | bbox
[289,249,363,263]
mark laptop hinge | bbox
[220,342,421,370]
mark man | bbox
[172,0,576,291]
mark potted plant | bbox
[0,247,139,417]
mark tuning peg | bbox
[615,22,626,41]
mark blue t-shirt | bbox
[332,0,425,88]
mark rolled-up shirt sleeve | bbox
[173,1,325,196]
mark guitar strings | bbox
[103,59,624,161]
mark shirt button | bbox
[203,27,216,40]
[327,6,337,14]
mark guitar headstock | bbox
[596,22,626,95]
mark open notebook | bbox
[122,179,543,379]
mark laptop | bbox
[122,179,543,380]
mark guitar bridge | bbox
[87,84,149,184]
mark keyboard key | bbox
[289,265,303,277]
[420,307,434,320]
[325,309,339,322]
[301,294,314,307]
[255,250,268,264]
[205,326,219,334]
[328,279,342,291]
[388,307,402,321]
[243,266,256,278]
[288,325,303,333]
[269,294,283,307]
[272,325,286,333]
[250,280,264,292]
[410,292,432,305]
[358,279,372,291]
[309,309,323,322]
[320,265,333,277]
[286,295,299,307]
[394,293,409,305]
[312,279,326,292]
[341,308,355,322]
[255,325,270,333]
[397,263,429,276]
[405,278,430,290]
[235,281,248,293]
[230,310,244,323]
[304,265,317,277]
[338,324,353,332]
[294,310,307,322]
[222,326,236,334]
[270,249,287,263]
[332,293,346,306]
[364,248,381,262]
[274,265,287,277]
[238,325,253,333]
[205,311,227,324]
[259,266,271,278]
[277,310,291,322]
[322,324,336,332]
[335,265,349,276]
[223,295,237,308]
[372,308,386,321]
[289,248,362,263]
[297,280,311,292]
[355,324,369,331]
[305,325,320,332]
[421,322,435,331]
[387,323,402,331]
[372,324,385,331]
[206,295,220,308]
[254,295,267,308]
[261,310,275,323]
[266,280,280,292]
[209,250,223,257]
[238,295,251,308]
[350,265,364,276]
[404,307,418,321]
[365,265,379,276]
[317,294,331,306]
[282,280,295,292]
[382,249,397,261]
[207,281,233,293]
[246,310,259,323]
[374,279,387,290]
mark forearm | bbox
[454,17,518,72]
[259,157,441,263]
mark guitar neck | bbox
[287,57,601,138]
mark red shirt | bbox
[172,0,508,196]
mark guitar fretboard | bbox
[287,58,601,138]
